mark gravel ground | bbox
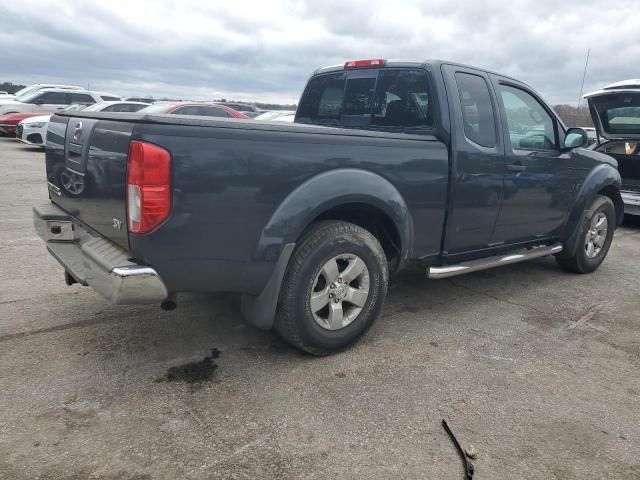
[0,136,639,480]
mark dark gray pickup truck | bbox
[34,59,623,355]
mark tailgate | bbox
[46,114,133,249]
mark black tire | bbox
[556,195,615,273]
[274,221,389,355]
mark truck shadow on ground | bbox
[34,252,587,388]
[622,214,640,229]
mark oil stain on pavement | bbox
[156,348,221,384]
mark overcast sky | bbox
[1,0,639,105]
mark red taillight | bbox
[126,141,171,234]
[344,59,386,69]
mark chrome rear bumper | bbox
[33,203,168,304]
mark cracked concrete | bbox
[1,137,639,479]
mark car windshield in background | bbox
[138,103,173,113]
[296,69,433,131]
[61,104,86,112]
[17,91,43,103]
[254,110,295,121]
[12,86,34,97]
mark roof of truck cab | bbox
[312,59,521,83]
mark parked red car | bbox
[137,102,250,119]
[0,112,51,136]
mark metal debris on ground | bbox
[442,419,475,480]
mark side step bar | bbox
[428,243,563,279]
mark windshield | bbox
[13,86,36,97]
[61,104,86,112]
[18,90,47,103]
[138,103,174,113]
[254,110,295,120]
[82,103,109,111]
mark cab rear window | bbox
[297,69,433,131]
[297,73,346,123]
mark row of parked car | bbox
[0,83,295,147]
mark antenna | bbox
[577,48,590,107]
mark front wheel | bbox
[274,221,389,355]
[556,195,615,273]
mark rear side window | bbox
[68,93,96,105]
[199,106,230,117]
[37,92,67,104]
[454,73,496,148]
[229,104,253,112]
[372,70,432,128]
[297,73,346,123]
[172,106,201,115]
[101,104,120,112]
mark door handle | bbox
[507,163,526,173]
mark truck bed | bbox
[45,111,449,295]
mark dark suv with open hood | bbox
[585,79,640,215]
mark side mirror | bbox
[33,99,45,105]
[563,127,588,149]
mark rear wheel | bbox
[556,195,615,273]
[274,221,388,355]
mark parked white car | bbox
[254,110,296,121]
[0,88,116,116]
[15,114,51,147]
[16,101,148,147]
[277,113,295,122]
[0,84,83,103]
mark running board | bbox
[427,244,563,279]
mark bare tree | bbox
[553,104,594,128]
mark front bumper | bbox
[16,124,44,146]
[33,203,168,304]
[621,190,640,216]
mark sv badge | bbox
[112,218,123,230]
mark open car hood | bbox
[585,81,640,140]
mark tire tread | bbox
[274,221,387,355]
